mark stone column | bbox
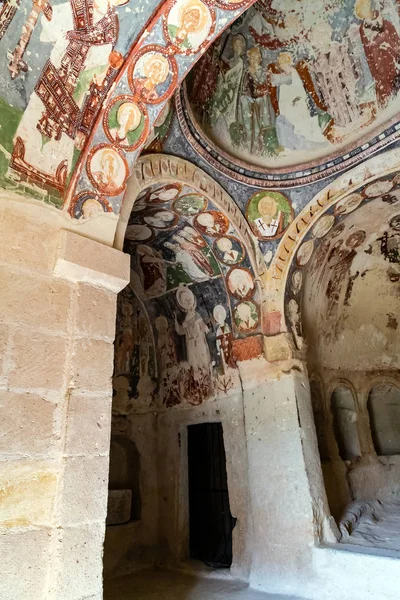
[0,201,129,600]
[239,335,337,597]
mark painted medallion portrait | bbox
[233,300,259,332]
[213,236,244,265]
[246,191,294,240]
[69,191,112,219]
[172,193,208,215]
[129,46,178,104]
[334,193,364,216]
[312,215,335,239]
[227,267,255,300]
[165,0,214,54]
[104,96,148,151]
[87,145,128,196]
[296,239,315,267]
[148,183,182,203]
[143,209,178,229]
[125,224,154,242]
[194,211,229,237]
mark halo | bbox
[176,285,196,310]
[112,0,130,7]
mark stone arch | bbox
[116,154,261,275]
[113,155,264,410]
[265,145,400,332]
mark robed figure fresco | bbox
[237,46,277,154]
[268,52,333,151]
[354,0,400,108]
[175,286,212,385]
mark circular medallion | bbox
[103,95,149,151]
[163,0,215,56]
[87,144,128,197]
[143,208,179,229]
[312,215,335,239]
[128,45,178,105]
[334,193,364,216]
[147,183,182,203]
[364,179,393,198]
[246,191,294,240]
[213,236,244,266]
[233,300,259,333]
[290,270,303,295]
[194,210,229,237]
[125,224,154,242]
[226,267,255,301]
[69,190,112,219]
[296,240,315,267]
[172,192,208,215]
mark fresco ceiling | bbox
[284,172,400,367]
[0,0,256,213]
[182,0,400,184]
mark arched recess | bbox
[368,382,400,457]
[107,154,259,575]
[330,385,361,462]
[113,154,263,411]
[279,155,400,541]
[265,145,400,329]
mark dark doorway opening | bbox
[188,422,235,568]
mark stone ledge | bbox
[54,230,130,293]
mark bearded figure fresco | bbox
[186,0,400,170]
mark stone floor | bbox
[104,568,303,600]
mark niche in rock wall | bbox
[368,383,400,456]
[331,386,361,462]
[107,436,141,525]
[310,380,330,463]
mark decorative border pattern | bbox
[176,83,400,189]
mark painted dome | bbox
[182,0,400,185]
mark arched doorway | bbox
[104,155,261,580]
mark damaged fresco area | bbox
[186,0,400,171]
[113,182,261,413]
[285,172,400,370]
